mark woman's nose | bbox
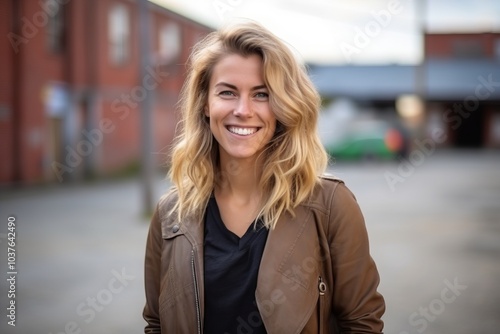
[233,97,253,117]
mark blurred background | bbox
[1,0,499,333]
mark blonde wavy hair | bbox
[168,21,328,229]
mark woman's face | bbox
[206,53,276,164]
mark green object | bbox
[326,135,395,160]
[324,121,405,161]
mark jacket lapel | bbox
[256,206,321,333]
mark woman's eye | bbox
[255,92,269,99]
[219,91,235,97]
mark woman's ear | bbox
[204,105,209,117]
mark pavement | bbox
[0,149,499,334]
[335,149,500,334]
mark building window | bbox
[46,0,65,53]
[159,23,181,65]
[108,3,130,65]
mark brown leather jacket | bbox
[143,177,385,333]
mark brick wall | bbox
[0,0,213,184]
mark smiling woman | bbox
[143,21,385,334]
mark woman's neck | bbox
[215,156,263,202]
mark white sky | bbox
[151,0,500,65]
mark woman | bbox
[143,21,385,333]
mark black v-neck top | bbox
[203,196,269,334]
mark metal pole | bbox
[138,0,154,215]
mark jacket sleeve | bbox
[328,182,385,333]
[143,203,163,333]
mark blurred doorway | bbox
[455,105,485,148]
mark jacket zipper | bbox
[318,276,326,333]
[191,250,202,334]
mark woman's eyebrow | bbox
[214,82,268,91]
[215,82,238,90]
[251,85,268,91]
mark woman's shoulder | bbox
[304,174,358,213]
[303,175,365,237]
[155,187,179,218]
[319,174,344,187]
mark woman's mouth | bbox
[227,126,259,136]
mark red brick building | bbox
[0,0,213,185]
[425,32,500,59]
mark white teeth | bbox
[228,126,257,136]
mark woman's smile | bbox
[226,126,259,136]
